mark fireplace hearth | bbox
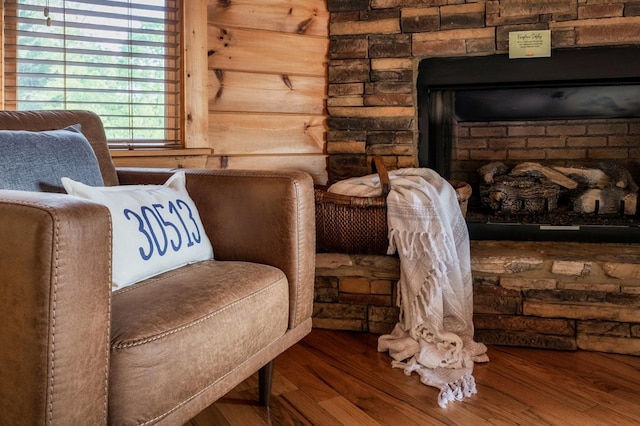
[417,46,640,242]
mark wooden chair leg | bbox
[258,360,274,407]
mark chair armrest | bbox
[0,190,111,425]
[116,167,316,328]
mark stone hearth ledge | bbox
[313,242,640,356]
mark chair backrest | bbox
[0,110,118,186]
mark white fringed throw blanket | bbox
[328,168,489,407]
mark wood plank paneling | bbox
[2,1,17,110]
[0,2,4,109]
[207,26,328,76]
[0,1,329,182]
[182,0,210,148]
[111,149,211,169]
[207,0,329,38]
[205,153,328,184]
[209,70,326,114]
[208,112,325,154]
[207,0,329,184]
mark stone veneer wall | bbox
[320,0,640,356]
[314,241,640,355]
[326,0,640,183]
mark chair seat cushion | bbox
[108,260,289,425]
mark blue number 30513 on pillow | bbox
[123,196,203,260]
[62,172,214,290]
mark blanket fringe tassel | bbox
[391,360,478,408]
[437,373,477,408]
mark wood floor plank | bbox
[299,331,444,405]
[305,359,448,425]
[601,394,640,421]
[271,370,300,397]
[583,404,640,425]
[276,347,342,403]
[192,330,640,425]
[487,344,640,422]
[262,394,315,426]
[206,396,268,425]
[483,347,599,412]
[278,389,344,426]
[186,406,231,426]
[475,363,616,426]
[305,332,503,424]
[454,367,535,425]
[317,396,382,426]
[295,341,488,425]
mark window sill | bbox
[110,148,212,169]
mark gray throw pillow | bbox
[0,125,104,192]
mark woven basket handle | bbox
[372,156,391,197]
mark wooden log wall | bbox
[0,2,329,182]
[205,0,330,184]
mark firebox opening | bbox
[455,85,640,122]
[417,46,640,243]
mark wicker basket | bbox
[315,158,471,255]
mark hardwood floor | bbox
[188,329,640,425]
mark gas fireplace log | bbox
[551,166,611,189]
[573,188,637,215]
[510,162,578,190]
[480,177,560,214]
[478,162,509,184]
[478,161,509,184]
[598,163,640,193]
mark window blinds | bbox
[4,0,181,148]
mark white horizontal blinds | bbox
[5,0,180,148]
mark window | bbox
[4,0,180,149]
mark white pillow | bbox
[62,172,214,289]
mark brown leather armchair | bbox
[0,110,315,425]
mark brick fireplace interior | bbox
[319,1,640,355]
[417,45,640,242]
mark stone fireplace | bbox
[316,0,640,355]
